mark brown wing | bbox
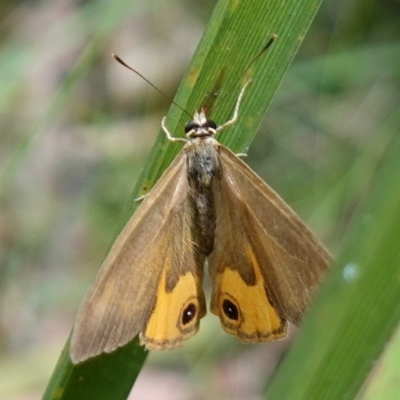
[208,146,331,342]
[70,154,206,363]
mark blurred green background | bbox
[0,0,399,399]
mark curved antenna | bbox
[111,53,193,120]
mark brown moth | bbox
[70,81,331,364]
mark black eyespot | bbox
[222,299,239,321]
[184,121,198,133]
[205,120,217,130]
[182,303,197,325]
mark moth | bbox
[70,80,331,364]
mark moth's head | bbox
[184,108,217,138]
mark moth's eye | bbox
[184,121,198,133]
[181,302,197,325]
[222,299,239,321]
[206,120,217,130]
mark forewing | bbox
[208,146,331,342]
[70,154,206,363]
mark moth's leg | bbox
[236,152,248,158]
[216,79,252,134]
[134,193,147,202]
[162,117,187,143]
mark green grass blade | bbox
[360,326,400,400]
[43,0,324,398]
[265,133,400,398]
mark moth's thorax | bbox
[185,137,221,187]
[184,108,221,187]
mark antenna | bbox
[216,34,278,107]
[242,34,277,78]
[111,53,193,119]
[112,34,277,119]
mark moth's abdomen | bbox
[186,139,221,256]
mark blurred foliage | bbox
[0,0,399,399]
